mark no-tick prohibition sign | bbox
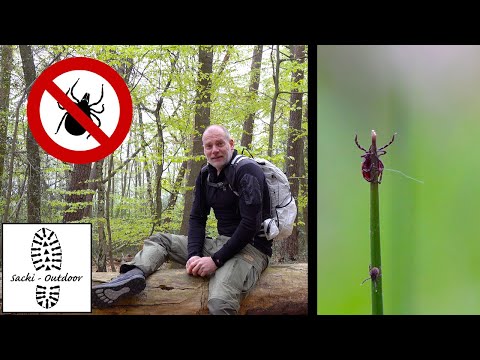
[27,57,132,164]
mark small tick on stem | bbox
[355,132,396,183]
[361,265,382,292]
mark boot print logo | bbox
[2,223,91,313]
[31,227,63,271]
[36,285,61,309]
[31,227,63,309]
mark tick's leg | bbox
[91,104,105,114]
[58,84,73,109]
[70,78,80,103]
[90,84,104,106]
[378,133,396,151]
[91,113,101,127]
[86,113,102,139]
[355,134,368,152]
[55,113,68,134]
[378,171,383,184]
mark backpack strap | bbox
[231,154,247,166]
[226,154,251,195]
[206,175,228,191]
[200,164,209,186]
[205,154,249,195]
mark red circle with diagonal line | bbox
[27,57,132,164]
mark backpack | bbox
[204,153,297,241]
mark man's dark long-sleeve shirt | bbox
[188,150,272,267]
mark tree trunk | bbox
[163,160,187,227]
[154,153,163,225]
[281,45,306,262]
[137,108,155,221]
[13,174,27,222]
[115,139,130,218]
[106,155,115,272]
[82,161,100,219]
[19,45,41,223]
[90,263,307,315]
[109,165,114,218]
[0,45,14,265]
[96,159,107,272]
[268,45,281,158]
[241,45,263,149]
[110,54,133,220]
[0,45,13,189]
[63,163,92,223]
[2,97,25,224]
[142,51,179,228]
[180,45,213,235]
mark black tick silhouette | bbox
[56,78,104,139]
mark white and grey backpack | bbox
[205,154,297,241]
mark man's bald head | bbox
[202,125,235,174]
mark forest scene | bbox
[0,45,308,277]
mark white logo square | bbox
[2,223,92,313]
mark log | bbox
[0,263,307,315]
[91,263,308,315]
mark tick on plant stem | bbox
[361,265,382,292]
[355,132,396,183]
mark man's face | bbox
[203,127,234,172]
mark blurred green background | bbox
[317,45,480,315]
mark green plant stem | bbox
[370,181,383,315]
